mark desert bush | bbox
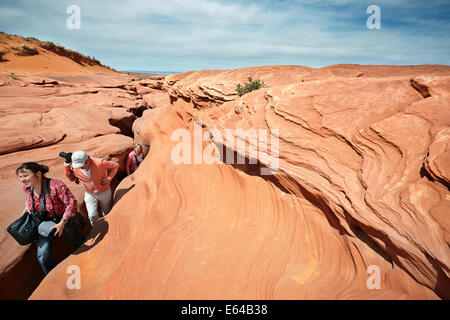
[0,50,4,61]
[235,77,266,96]
[9,72,20,80]
[16,44,39,56]
[24,36,38,42]
[41,41,102,66]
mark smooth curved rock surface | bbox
[0,71,138,299]
[29,65,449,299]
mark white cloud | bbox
[0,0,448,70]
[78,0,279,26]
[0,6,26,21]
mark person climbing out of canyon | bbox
[16,162,85,275]
[126,143,146,176]
[64,151,119,227]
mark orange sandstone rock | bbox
[28,65,449,299]
[0,71,137,298]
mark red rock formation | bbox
[26,65,449,299]
[0,32,116,74]
[0,71,142,299]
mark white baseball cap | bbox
[71,151,89,168]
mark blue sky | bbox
[0,0,449,72]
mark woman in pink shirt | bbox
[126,143,146,175]
[16,162,84,275]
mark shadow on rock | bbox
[114,183,135,204]
[73,219,109,254]
[0,234,79,300]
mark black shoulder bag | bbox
[39,178,87,244]
[6,179,51,246]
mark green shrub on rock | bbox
[16,44,39,56]
[236,77,266,96]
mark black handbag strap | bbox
[44,179,57,218]
[31,178,55,219]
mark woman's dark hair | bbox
[16,162,49,178]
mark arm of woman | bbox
[51,180,78,237]
[64,162,76,182]
[22,204,31,215]
[103,159,119,183]
[126,151,133,175]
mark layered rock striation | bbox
[24,64,450,299]
[0,71,145,299]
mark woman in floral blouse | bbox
[16,162,84,275]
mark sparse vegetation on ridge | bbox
[15,44,39,56]
[24,36,38,42]
[235,77,267,96]
[0,31,116,71]
[40,41,102,66]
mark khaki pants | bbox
[84,188,112,226]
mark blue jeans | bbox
[36,222,85,275]
[36,236,56,275]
